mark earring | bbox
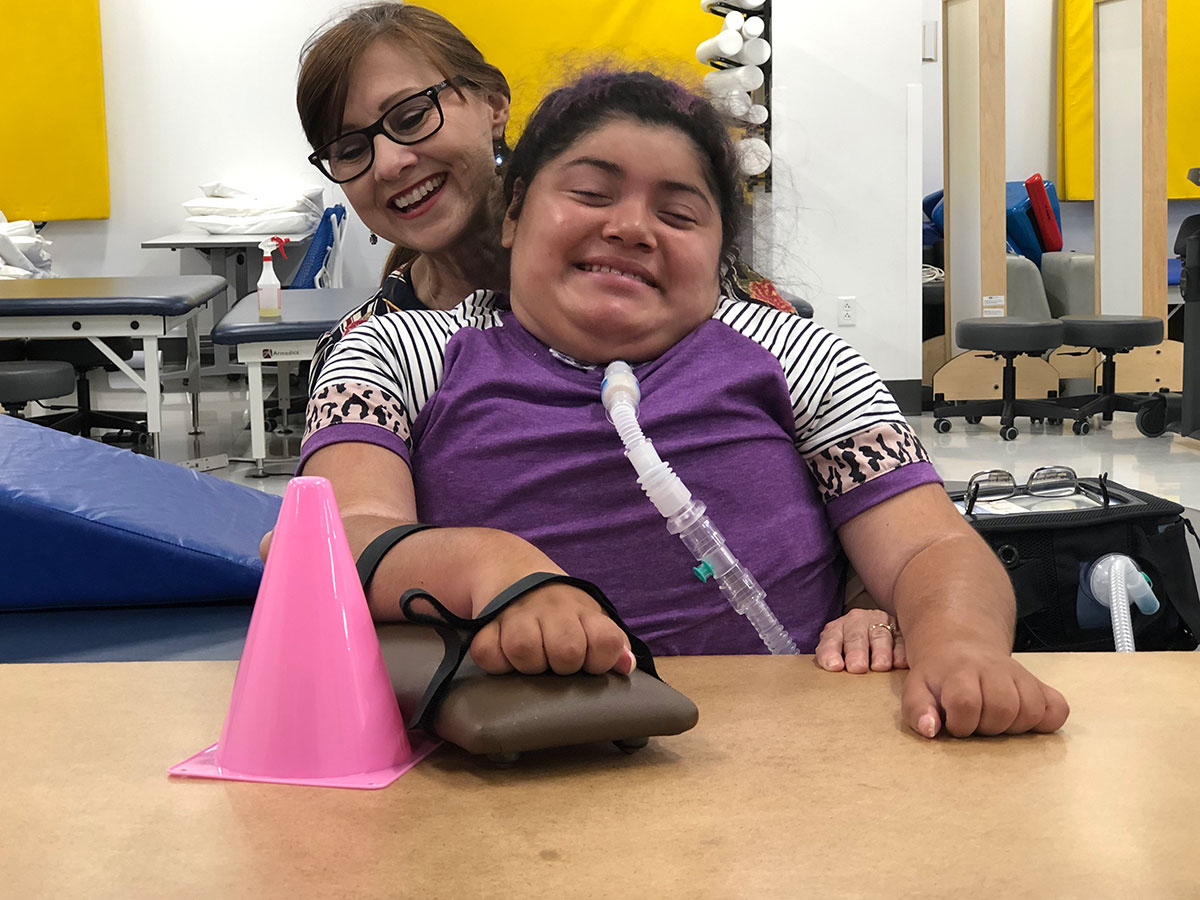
[493,138,506,169]
[369,232,378,245]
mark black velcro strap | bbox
[356,523,438,592]
[399,571,659,734]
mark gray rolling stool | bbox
[0,356,77,419]
[933,317,1065,441]
[1052,315,1164,435]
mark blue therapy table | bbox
[211,287,365,476]
[0,276,226,455]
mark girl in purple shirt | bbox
[299,69,1069,740]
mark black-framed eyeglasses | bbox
[964,466,1084,515]
[308,79,462,184]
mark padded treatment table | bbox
[0,275,226,455]
[141,232,313,377]
[0,416,281,609]
[211,287,367,476]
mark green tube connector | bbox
[693,561,714,583]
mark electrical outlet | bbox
[838,295,857,326]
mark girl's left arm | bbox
[836,483,1070,739]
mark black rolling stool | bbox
[933,317,1065,441]
[1052,315,1164,435]
[22,338,149,445]
[0,342,77,420]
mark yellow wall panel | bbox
[1059,0,1200,201]
[423,0,716,137]
[0,1,110,221]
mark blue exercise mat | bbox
[0,417,281,610]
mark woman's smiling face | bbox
[501,118,724,364]
[338,37,508,253]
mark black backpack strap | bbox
[1174,519,1200,640]
[399,571,659,734]
[356,523,438,591]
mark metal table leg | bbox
[186,317,202,435]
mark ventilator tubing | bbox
[601,362,798,654]
[1085,553,1160,653]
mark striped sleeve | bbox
[299,291,504,470]
[713,298,937,513]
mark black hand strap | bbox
[398,572,659,734]
[356,523,438,591]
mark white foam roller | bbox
[740,104,769,125]
[733,38,771,66]
[723,11,745,30]
[696,30,743,64]
[736,137,772,176]
[741,16,765,39]
[710,90,753,117]
[702,65,764,93]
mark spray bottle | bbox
[257,236,290,317]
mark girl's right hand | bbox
[468,583,637,676]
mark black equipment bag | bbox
[948,477,1200,652]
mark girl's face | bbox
[338,38,508,253]
[502,119,724,364]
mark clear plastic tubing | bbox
[1086,553,1160,653]
[601,361,798,654]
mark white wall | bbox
[43,0,390,287]
[765,0,924,381]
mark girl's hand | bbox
[468,584,636,676]
[902,644,1070,738]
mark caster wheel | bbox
[1135,398,1167,437]
[1047,418,1063,426]
[614,737,649,755]
[965,416,982,425]
[1072,419,1091,435]
[263,417,278,432]
[1000,425,1019,441]
[934,418,952,434]
[1029,417,1043,425]
[227,373,242,383]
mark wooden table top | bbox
[3,653,1198,899]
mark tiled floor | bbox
[5,370,1200,663]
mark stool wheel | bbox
[965,415,982,425]
[1135,398,1168,438]
[1000,425,1019,441]
[1047,418,1063,426]
[934,418,952,434]
[1072,419,1092,436]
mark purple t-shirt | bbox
[301,292,940,655]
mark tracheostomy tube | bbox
[601,361,798,654]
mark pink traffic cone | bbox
[170,476,438,788]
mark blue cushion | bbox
[0,417,281,610]
[1005,179,1062,267]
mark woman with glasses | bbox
[293,2,903,676]
[298,3,512,380]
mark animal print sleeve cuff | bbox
[298,380,412,473]
[808,423,942,530]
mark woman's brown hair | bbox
[297,2,510,280]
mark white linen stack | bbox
[182,183,324,235]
